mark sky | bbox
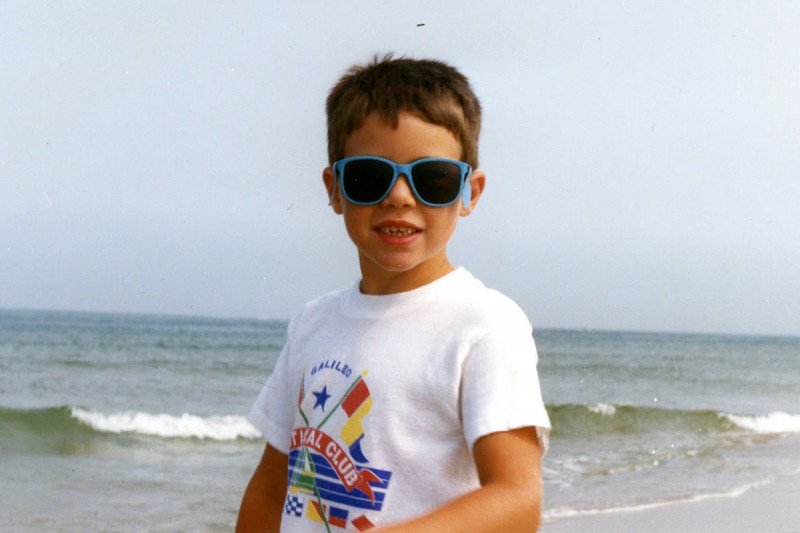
[2,2,799,336]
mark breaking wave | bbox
[548,403,800,438]
[0,405,262,445]
[70,407,262,440]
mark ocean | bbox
[1,309,798,531]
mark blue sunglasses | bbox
[333,156,472,208]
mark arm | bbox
[376,426,543,532]
[236,443,288,533]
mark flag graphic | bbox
[286,367,392,529]
[328,505,349,528]
[288,449,317,495]
[306,499,327,523]
[340,378,372,463]
[352,514,375,531]
[284,495,304,517]
[298,372,305,406]
[287,448,391,511]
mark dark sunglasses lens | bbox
[342,159,394,203]
[412,161,463,205]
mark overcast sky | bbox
[2,2,799,336]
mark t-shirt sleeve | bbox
[247,320,297,454]
[460,300,551,455]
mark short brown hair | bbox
[326,54,482,168]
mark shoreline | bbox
[541,471,800,532]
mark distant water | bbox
[1,309,798,531]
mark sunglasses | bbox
[333,156,472,208]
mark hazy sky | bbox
[2,2,799,335]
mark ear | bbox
[322,166,344,214]
[460,169,486,216]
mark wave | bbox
[548,403,800,438]
[0,405,262,444]
[71,408,262,440]
[543,477,774,521]
[721,411,800,434]
[587,402,617,416]
[5,403,797,447]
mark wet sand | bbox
[542,471,800,533]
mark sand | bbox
[541,472,800,533]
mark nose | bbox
[381,174,416,208]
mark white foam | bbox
[71,407,262,441]
[543,478,773,521]
[721,411,800,434]
[588,403,617,416]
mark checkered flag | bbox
[284,495,304,517]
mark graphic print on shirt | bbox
[285,360,392,531]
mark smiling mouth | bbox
[378,226,420,237]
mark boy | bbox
[237,55,550,532]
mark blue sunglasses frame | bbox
[333,156,473,208]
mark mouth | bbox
[374,221,422,240]
[377,226,420,236]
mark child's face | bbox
[323,111,484,293]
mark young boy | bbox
[237,55,551,532]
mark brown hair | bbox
[326,54,482,168]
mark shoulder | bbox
[450,269,532,331]
[286,286,352,337]
[302,286,351,314]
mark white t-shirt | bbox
[249,268,550,532]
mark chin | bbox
[371,255,420,272]
[380,261,415,272]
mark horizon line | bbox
[1,305,797,340]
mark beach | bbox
[543,470,800,532]
[2,310,799,531]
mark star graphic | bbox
[312,386,331,411]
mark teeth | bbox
[380,226,417,236]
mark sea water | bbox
[1,309,798,531]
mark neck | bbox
[358,255,455,295]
